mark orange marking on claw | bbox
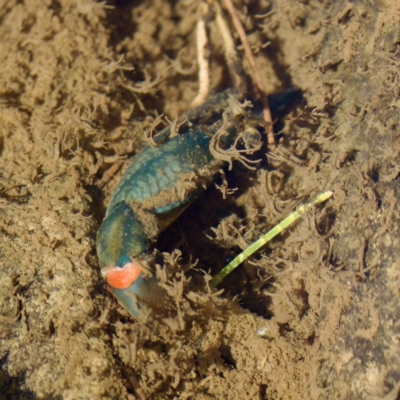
[104,262,142,289]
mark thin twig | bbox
[210,191,333,286]
[190,3,210,108]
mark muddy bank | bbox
[1,0,400,399]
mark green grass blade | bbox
[209,190,333,287]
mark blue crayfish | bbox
[96,90,292,320]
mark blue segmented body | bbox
[97,92,240,319]
[96,90,297,320]
[107,129,217,216]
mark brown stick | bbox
[221,0,276,152]
[214,0,248,95]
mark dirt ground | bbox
[1,0,400,399]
